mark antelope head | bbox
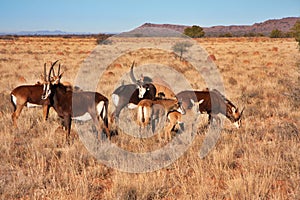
[176,99,186,115]
[41,60,61,100]
[190,99,204,114]
[49,61,63,84]
[230,106,245,128]
[129,61,154,98]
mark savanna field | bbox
[0,36,299,199]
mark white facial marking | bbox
[177,107,185,115]
[138,86,146,98]
[42,84,51,99]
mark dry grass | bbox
[0,36,299,199]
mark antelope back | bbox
[154,98,185,114]
[153,83,176,99]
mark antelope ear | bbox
[190,99,195,105]
[140,74,144,82]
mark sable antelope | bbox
[129,62,176,99]
[111,62,157,119]
[42,61,110,142]
[176,89,244,128]
[10,61,58,127]
[36,75,75,92]
[41,63,76,91]
[136,98,185,140]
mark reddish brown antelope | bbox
[176,89,244,128]
[164,110,185,141]
[10,61,59,127]
[42,62,110,143]
[136,98,185,140]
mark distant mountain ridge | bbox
[18,30,68,35]
[0,30,95,36]
[1,17,298,36]
[140,17,300,36]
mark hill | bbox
[140,17,300,37]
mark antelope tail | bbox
[142,107,146,123]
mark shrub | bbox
[290,20,300,50]
[270,29,284,38]
[220,32,233,37]
[172,41,193,60]
[96,34,113,45]
[184,25,205,38]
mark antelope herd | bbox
[10,61,244,144]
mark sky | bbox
[0,0,299,33]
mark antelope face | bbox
[176,100,186,115]
[137,83,148,98]
[42,83,51,100]
[231,107,244,128]
[50,76,60,84]
[190,99,204,114]
[233,119,241,128]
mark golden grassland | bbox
[0,36,299,199]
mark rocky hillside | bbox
[140,17,300,37]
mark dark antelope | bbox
[111,62,156,119]
[42,61,110,142]
[176,89,244,128]
[129,61,176,99]
[10,61,59,127]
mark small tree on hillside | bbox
[184,25,205,38]
[290,20,300,50]
[270,29,284,38]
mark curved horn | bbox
[48,60,59,81]
[44,63,47,81]
[129,61,137,83]
[240,107,245,116]
[58,63,61,75]
[51,60,58,77]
